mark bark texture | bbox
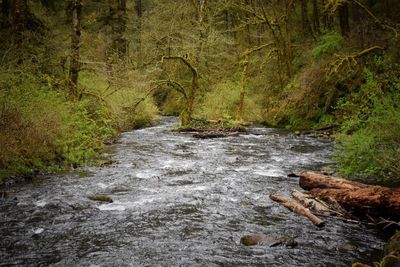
[270,193,325,227]
[299,171,400,218]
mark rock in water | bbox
[88,194,113,203]
[240,233,297,247]
[0,191,8,199]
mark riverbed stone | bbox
[240,233,297,247]
[88,194,113,203]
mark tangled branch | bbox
[326,46,384,78]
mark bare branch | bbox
[154,79,188,100]
[326,46,384,78]
[161,55,198,78]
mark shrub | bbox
[313,31,343,61]
[56,99,116,167]
[0,70,121,179]
[108,88,159,130]
[0,72,68,178]
[197,80,262,122]
[334,67,400,185]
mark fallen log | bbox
[299,171,368,190]
[310,187,400,218]
[270,193,325,227]
[291,190,331,213]
[192,131,239,139]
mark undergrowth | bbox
[0,69,159,181]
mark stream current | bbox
[0,117,383,266]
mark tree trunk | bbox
[1,0,10,28]
[14,0,25,53]
[311,0,320,35]
[225,9,236,40]
[270,193,325,227]
[300,0,313,36]
[237,53,248,122]
[321,0,333,30]
[310,187,400,218]
[69,0,82,99]
[338,2,350,36]
[299,172,400,218]
[134,0,142,67]
[113,0,127,61]
[299,171,368,190]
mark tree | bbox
[338,1,350,36]
[300,0,313,36]
[69,0,82,99]
[160,55,199,126]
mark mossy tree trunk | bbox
[237,53,248,122]
[338,2,350,36]
[134,0,142,67]
[113,0,128,61]
[69,0,82,100]
[312,0,321,35]
[237,43,274,122]
[161,56,199,127]
[300,0,313,36]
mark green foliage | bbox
[127,100,160,129]
[334,67,400,185]
[56,99,116,167]
[197,80,262,122]
[0,72,67,178]
[313,32,343,61]
[0,70,120,179]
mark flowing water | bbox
[0,117,383,266]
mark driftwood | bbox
[300,125,337,135]
[299,171,400,218]
[270,193,325,227]
[192,131,239,139]
[88,194,113,203]
[291,190,331,213]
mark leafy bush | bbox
[56,99,116,167]
[334,67,400,185]
[197,80,262,122]
[313,31,343,61]
[108,89,159,130]
[0,72,68,178]
[0,71,120,179]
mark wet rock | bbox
[0,191,9,199]
[239,199,253,206]
[321,165,335,176]
[240,233,297,247]
[88,194,113,203]
[110,186,131,194]
[337,243,357,253]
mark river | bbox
[0,117,383,266]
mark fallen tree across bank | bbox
[270,171,400,228]
[299,171,400,219]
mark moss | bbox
[386,231,400,254]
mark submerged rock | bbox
[88,194,113,203]
[240,233,297,247]
[0,191,8,199]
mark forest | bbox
[1,0,400,265]
[1,0,400,185]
